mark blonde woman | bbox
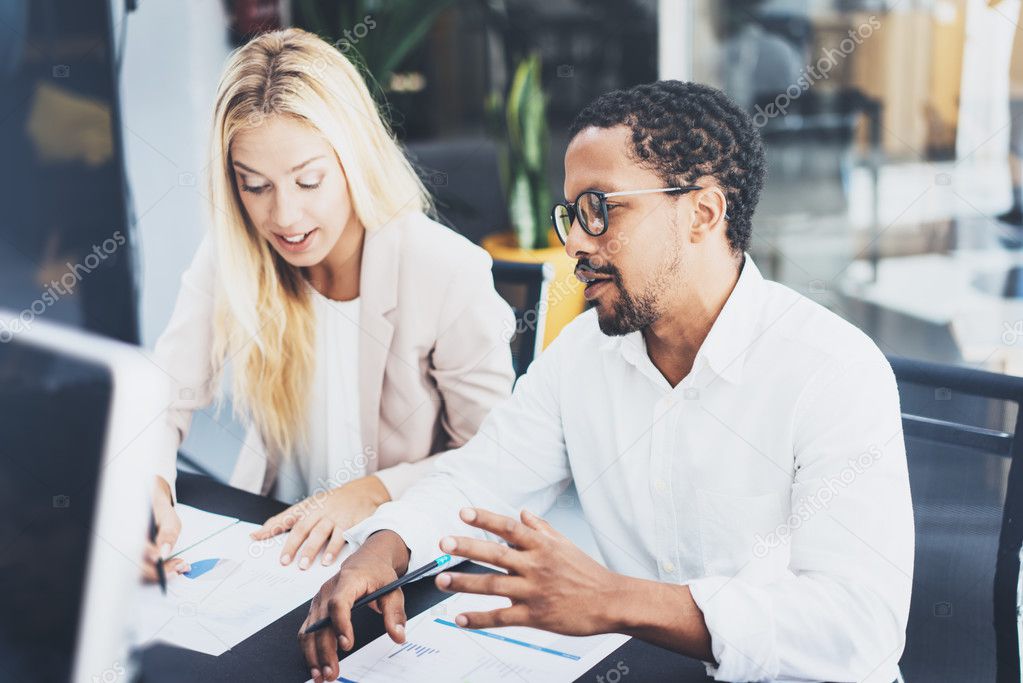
[144,28,515,579]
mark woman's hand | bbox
[251,475,391,569]
[142,476,190,582]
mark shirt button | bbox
[654,479,668,494]
[661,558,676,573]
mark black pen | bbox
[303,554,452,634]
[148,514,167,595]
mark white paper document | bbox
[134,504,352,655]
[319,592,630,682]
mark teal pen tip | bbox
[436,554,452,566]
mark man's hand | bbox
[252,475,390,569]
[142,476,189,582]
[299,530,411,683]
[434,507,621,635]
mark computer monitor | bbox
[0,311,166,682]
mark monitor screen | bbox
[0,0,138,345]
[0,339,114,682]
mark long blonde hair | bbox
[207,28,431,461]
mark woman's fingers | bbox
[280,515,317,565]
[165,557,191,575]
[322,527,347,566]
[141,542,190,582]
[297,519,335,570]
[252,504,302,541]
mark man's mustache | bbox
[575,260,618,279]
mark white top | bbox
[274,287,364,504]
[347,256,914,683]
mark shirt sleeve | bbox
[372,456,437,502]
[430,247,517,450]
[150,236,221,499]
[346,321,573,573]
[688,354,913,683]
[372,247,515,502]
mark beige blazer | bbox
[152,212,516,500]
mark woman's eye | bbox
[297,181,321,190]
[241,184,269,195]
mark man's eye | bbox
[241,184,269,195]
[606,203,621,211]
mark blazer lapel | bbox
[358,222,400,462]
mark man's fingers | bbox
[520,509,560,539]
[435,571,525,599]
[313,629,340,681]
[459,508,539,549]
[326,592,357,653]
[299,628,321,683]
[438,535,523,572]
[322,528,347,566]
[252,506,301,540]
[379,588,407,644]
[298,519,334,569]
[455,605,530,630]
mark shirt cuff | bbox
[373,456,438,502]
[344,500,450,575]
[688,575,778,682]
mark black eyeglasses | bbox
[550,185,703,245]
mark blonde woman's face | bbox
[230,116,353,268]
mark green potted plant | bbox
[292,0,457,89]
[482,54,584,348]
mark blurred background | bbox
[3,0,1023,477]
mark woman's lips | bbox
[274,228,318,253]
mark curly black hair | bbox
[569,81,766,254]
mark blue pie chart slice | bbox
[183,558,221,579]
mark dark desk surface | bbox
[139,473,711,682]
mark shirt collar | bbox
[602,253,764,386]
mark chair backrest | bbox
[491,260,552,379]
[888,356,1023,682]
[404,137,508,246]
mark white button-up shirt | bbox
[347,256,914,683]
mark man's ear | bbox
[686,184,728,245]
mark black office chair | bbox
[491,259,552,379]
[888,356,1022,682]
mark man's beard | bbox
[596,278,659,336]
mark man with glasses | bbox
[301,81,913,683]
